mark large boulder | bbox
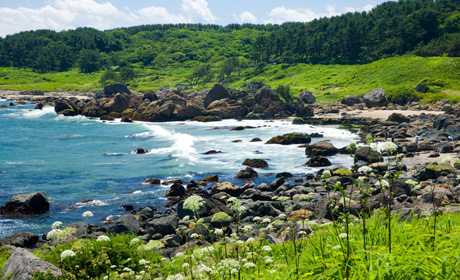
[242,158,269,169]
[211,181,250,197]
[203,84,231,109]
[144,215,178,237]
[354,146,383,163]
[106,214,141,235]
[1,248,62,280]
[102,84,131,96]
[299,90,316,104]
[0,232,39,248]
[306,156,332,167]
[236,167,258,179]
[363,88,388,108]
[164,182,186,198]
[387,113,410,123]
[305,141,339,157]
[266,133,311,145]
[1,191,49,216]
[102,92,131,113]
[177,197,231,219]
[341,96,360,106]
[254,87,280,104]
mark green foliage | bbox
[333,168,353,176]
[77,49,102,73]
[0,246,12,270]
[275,84,293,103]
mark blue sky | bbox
[0,0,390,37]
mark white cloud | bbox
[345,7,356,13]
[182,0,218,23]
[138,6,189,24]
[264,6,321,24]
[234,11,258,24]
[363,4,375,12]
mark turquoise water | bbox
[0,99,357,237]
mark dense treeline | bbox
[0,0,459,73]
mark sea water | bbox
[0,99,357,237]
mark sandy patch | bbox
[317,109,444,120]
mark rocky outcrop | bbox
[242,158,269,168]
[203,84,231,108]
[107,214,141,235]
[306,156,332,167]
[299,90,316,104]
[1,248,62,280]
[363,88,388,108]
[236,167,258,179]
[354,146,383,163]
[0,191,49,216]
[341,96,360,106]
[0,232,39,248]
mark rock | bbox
[288,210,313,221]
[201,175,219,182]
[34,103,44,110]
[144,178,161,185]
[203,150,222,155]
[299,90,316,104]
[354,146,383,163]
[387,113,410,123]
[19,90,45,96]
[0,105,8,108]
[439,144,454,153]
[203,84,231,108]
[341,96,359,106]
[363,88,388,108]
[369,162,388,172]
[306,156,332,167]
[236,167,258,179]
[428,152,440,158]
[276,172,293,178]
[211,182,246,197]
[133,148,150,154]
[305,141,339,157]
[266,133,311,145]
[0,191,49,216]
[122,205,134,211]
[121,115,133,122]
[165,182,186,198]
[177,197,231,219]
[415,83,428,93]
[100,115,115,121]
[106,214,141,235]
[192,116,221,122]
[242,158,269,168]
[0,232,39,248]
[102,83,131,96]
[1,248,62,280]
[250,137,262,142]
[254,87,280,104]
[145,215,178,237]
[245,201,282,217]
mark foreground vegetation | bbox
[0,211,454,279]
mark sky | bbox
[0,0,391,37]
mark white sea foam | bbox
[76,200,109,206]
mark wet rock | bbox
[250,137,263,142]
[100,115,115,121]
[34,103,44,110]
[203,150,222,155]
[0,191,49,216]
[306,156,332,167]
[305,141,339,157]
[236,167,258,179]
[133,148,150,154]
[165,182,186,198]
[276,172,293,178]
[144,178,161,185]
[107,214,141,235]
[266,133,311,145]
[242,158,269,169]
[0,232,39,248]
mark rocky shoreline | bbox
[2,84,460,272]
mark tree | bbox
[220,57,239,80]
[188,64,211,85]
[99,68,117,85]
[77,49,101,73]
[118,66,136,84]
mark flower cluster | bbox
[82,211,93,218]
[60,249,76,260]
[183,195,206,213]
[377,142,398,153]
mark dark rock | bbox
[100,115,115,121]
[242,158,269,168]
[1,248,62,280]
[133,148,150,154]
[428,152,440,158]
[122,205,134,211]
[102,84,131,96]
[299,90,316,104]
[341,96,359,106]
[230,126,245,131]
[121,115,133,122]
[106,214,141,235]
[203,150,222,155]
[266,133,311,145]
[439,144,454,153]
[0,232,39,248]
[35,103,44,110]
[276,172,293,178]
[19,90,45,96]
[387,113,410,123]
[204,84,231,108]
[236,167,258,179]
[165,182,186,198]
[145,215,178,237]
[144,178,161,185]
[0,105,8,108]
[415,83,428,93]
[306,156,332,167]
[254,87,280,104]
[305,141,338,157]
[363,88,388,107]
[0,191,49,216]
[250,137,262,142]
[211,181,249,197]
[177,197,231,219]
[354,146,383,163]
[245,201,282,217]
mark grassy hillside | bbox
[1,55,459,104]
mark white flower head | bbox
[377,142,398,153]
[321,170,331,179]
[358,166,373,174]
[97,235,110,242]
[262,245,272,252]
[332,245,341,250]
[130,238,141,246]
[214,228,224,236]
[52,221,62,229]
[60,249,76,260]
[405,179,418,187]
[82,211,93,218]
[183,195,206,212]
[338,233,348,239]
[375,180,389,188]
[244,262,256,268]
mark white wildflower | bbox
[60,250,76,260]
[405,179,418,187]
[262,245,272,252]
[130,238,141,246]
[166,274,184,280]
[82,211,93,218]
[253,216,262,222]
[338,233,348,239]
[332,245,342,250]
[377,142,398,153]
[321,170,331,179]
[262,218,271,224]
[183,195,205,212]
[244,262,256,268]
[52,221,62,229]
[277,196,289,202]
[375,180,389,188]
[175,252,184,258]
[182,263,190,269]
[139,259,150,265]
[242,225,252,233]
[264,257,273,264]
[96,235,110,242]
[190,233,200,239]
[358,166,373,174]
[214,228,224,236]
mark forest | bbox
[0,0,459,76]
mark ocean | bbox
[0,99,357,237]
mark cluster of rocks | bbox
[51,83,314,122]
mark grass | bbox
[1,56,460,104]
